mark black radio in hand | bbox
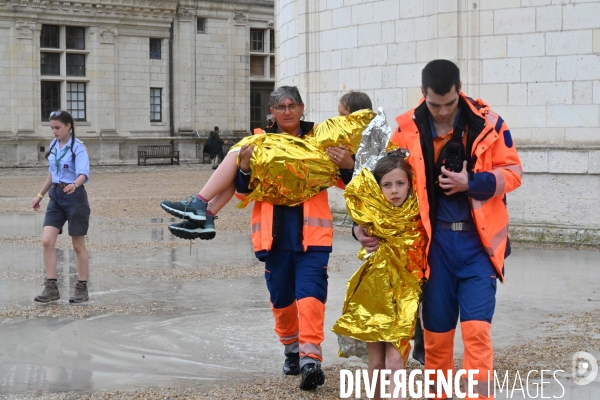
[441,141,464,174]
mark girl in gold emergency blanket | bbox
[332,152,426,399]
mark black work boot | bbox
[34,279,60,303]
[299,357,325,390]
[283,352,300,375]
[69,281,89,303]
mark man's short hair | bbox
[214,126,219,131]
[422,59,461,96]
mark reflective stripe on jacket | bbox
[249,190,334,254]
[391,93,522,281]
[238,123,335,255]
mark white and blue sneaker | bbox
[160,195,208,222]
[168,215,216,240]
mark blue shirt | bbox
[428,108,472,223]
[47,138,90,184]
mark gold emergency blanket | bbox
[230,109,376,207]
[332,168,426,358]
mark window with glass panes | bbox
[67,82,86,121]
[66,27,85,50]
[250,30,264,52]
[270,30,275,53]
[150,38,161,59]
[41,53,60,75]
[150,88,162,122]
[40,25,59,48]
[66,54,85,76]
[41,82,61,121]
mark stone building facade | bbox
[275,0,600,244]
[0,0,275,167]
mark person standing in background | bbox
[205,126,226,170]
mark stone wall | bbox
[0,0,274,167]
[277,0,600,244]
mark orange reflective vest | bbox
[248,190,334,254]
[391,93,522,281]
[237,123,336,255]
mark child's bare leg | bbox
[206,182,235,215]
[385,343,406,400]
[367,342,386,400]
[198,151,238,201]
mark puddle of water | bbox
[0,277,282,394]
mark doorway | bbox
[250,82,274,132]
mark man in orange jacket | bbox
[355,60,522,399]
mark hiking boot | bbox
[69,281,89,303]
[160,195,207,222]
[168,215,216,240]
[283,352,300,376]
[34,279,60,303]
[299,358,325,390]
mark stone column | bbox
[230,12,249,132]
[14,20,40,166]
[88,26,122,164]
[175,7,195,134]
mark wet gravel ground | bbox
[1,164,599,399]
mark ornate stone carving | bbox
[4,0,177,18]
[178,7,193,21]
[233,12,248,25]
[99,27,118,44]
[16,21,36,39]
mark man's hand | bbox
[353,225,381,253]
[239,144,255,173]
[326,146,354,170]
[439,160,469,196]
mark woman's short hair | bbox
[269,86,304,107]
[339,91,373,114]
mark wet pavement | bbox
[0,165,598,398]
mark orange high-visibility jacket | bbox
[391,93,522,281]
[237,123,337,255]
[248,190,334,254]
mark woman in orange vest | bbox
[231,87,375,391]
